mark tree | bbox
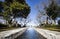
[58,20,60,25]
[23,18,31,27]
[4,0,30,18]
[0,1,3,16]
[36,5,47,26]
[45,0,58,21]
[2,0,30,27]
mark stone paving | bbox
[34,28,60,39]
[0,27,60,39]
[0,28,27,39]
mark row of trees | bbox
[0,0,30,27]
[45,0,60,23]
[36,0,60,26]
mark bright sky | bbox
[26,0,49,26]
[26,0,49,19]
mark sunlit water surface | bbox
[16,28,46,39]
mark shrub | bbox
[58,20,60,25]
[0,23,8,28]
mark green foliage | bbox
[2,0,30,20]
[0,0,30,27]
[3,0,30,18]
[0,1,3,13]
[45,0,59,20]
[58,20,60,25]
[0,23,8,28]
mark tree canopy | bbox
[45,0,59,20]
[3,0,30,18]
[58,20,60,25]
[0,1,3,16]
[0,0,30,26]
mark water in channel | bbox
[15,28,46,39]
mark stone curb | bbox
[0,28,27,39]
[34,28,60,39]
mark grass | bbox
[0,23,20,32]
[0,27,18,32]
[43,27,60,32]
[41,24,60,32]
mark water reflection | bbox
[16,28,46,39]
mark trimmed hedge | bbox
[42,24,60,29]
[0,23,8,28]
